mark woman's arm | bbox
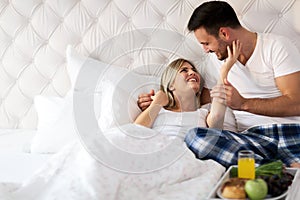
[207,40,242,128]
[134,90,168,128]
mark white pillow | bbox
[97,70,159,130]
[31,46,160,153]
[31,46,158,153]
[31,92,78,153]
[66,46,160,131]
[34,95,66,130]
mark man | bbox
[138,1,300,119]
[185,1,300,168]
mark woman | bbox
[135,40,242,131]
[134,58,227,140]
[134,59,222,131]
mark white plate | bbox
[217,186,288,200]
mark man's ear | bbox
[219,27,230,40]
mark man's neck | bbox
[237,29,257,65]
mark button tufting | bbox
[1,0,300,129]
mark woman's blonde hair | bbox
[160,58,203,109]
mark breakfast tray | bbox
[206,166,299,200]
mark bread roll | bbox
[221,178,247,199]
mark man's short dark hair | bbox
[188,1,241,37]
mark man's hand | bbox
[223,79,246,110]
[137,89,155,111]
[210,84,226,105]
[211,80,246,111]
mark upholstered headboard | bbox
[0,0,300,129]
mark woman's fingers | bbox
[232,40,236,55]
[227,45,232,57]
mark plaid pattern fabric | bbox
[184,123,300,168]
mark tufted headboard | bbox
[0,0,300,129]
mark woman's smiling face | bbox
[172,61,201,94]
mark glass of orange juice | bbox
[238,150,255,179]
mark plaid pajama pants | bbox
[184,123,300,168]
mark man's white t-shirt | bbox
[203,33,300,131]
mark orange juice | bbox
[238,157,255,179]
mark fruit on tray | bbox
[257,171,294,197]
[244,178,268,200]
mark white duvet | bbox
[0,124,225,200]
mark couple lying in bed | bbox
[135,40,300,169]
[5,42,299,200]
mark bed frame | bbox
[0,0,300,129]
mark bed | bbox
[0,0,300,199]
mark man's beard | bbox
[216,39,230,61]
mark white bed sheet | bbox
[0,124,226,200]
[0,129,52,185]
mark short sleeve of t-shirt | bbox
[264,34,300,78]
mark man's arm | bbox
[137,89,155,111]
[225,71,300,117]
[138,86,212,111]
